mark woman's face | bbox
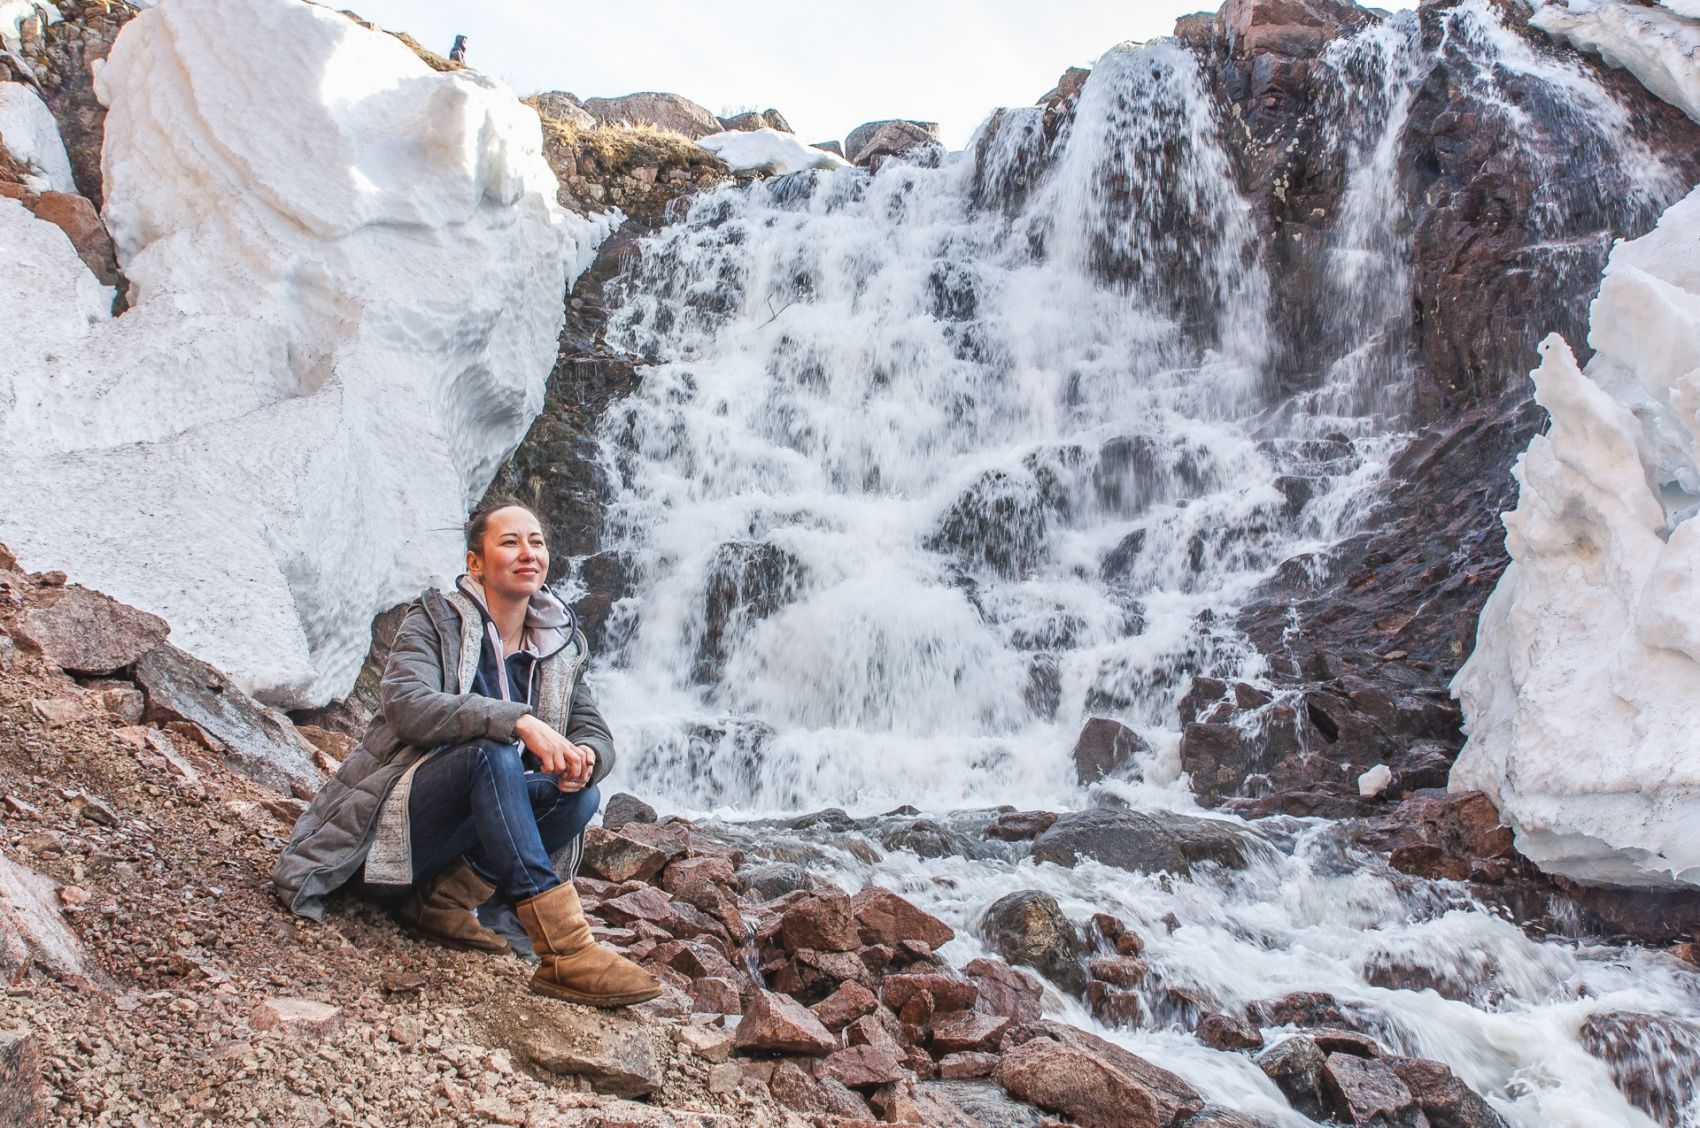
[469,507,548,603]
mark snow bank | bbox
[0,82,76,192]
[0,0,614,708]
[1533,1,1700,123]
[696,128,848,174]
[1452,187,1700,889]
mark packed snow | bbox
[0,82,76,192]
[0,0,613,708]
[695,127,848,174]
[1453,186,1700,889]
[1533,0,1700,122]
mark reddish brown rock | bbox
[818,1043,908,1090]
[645,938,739,981]
[249,997,341,1037]
[781,892,861,953]
[1310,1028,1383,1059]
[1387,1056,1508,1128]
[1085,981,1146,1027]
[602,792,656,830]
[0,1028,46,1125]
[687,976,742,1015]
[660,854,736,893]
[1196,1013,1264,1052]
[811,981,879,1030]
[581,826,669,883]
[30,190,121,286]
[995,1024,1206,1128]
[929,1011,1011,1054]
[987,809,1058,840]
[597,886,676,928]
[1072,716,1152,784]
[851,886,955,949]
[1578,1011,1700,1128]
[15,586,168,675]
[1250,991,1359,1031]
[964,957,1045,1022]
[732,989,836,1056]
[1221,0,1370,58]
[614,819,691,861]
[882,972,977,1015]
[936,1051,999,1079]
[1087,955,1149,988]
[1321,1052,1418,1126]
[771,946,875,1003]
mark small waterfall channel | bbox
[579,6,1700,1124]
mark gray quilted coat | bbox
[271,582,614,920]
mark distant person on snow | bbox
[271,501,661,1008]
[449,34,467,65]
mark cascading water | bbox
[578,5,1700,1124]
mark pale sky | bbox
[348,1,1415,149]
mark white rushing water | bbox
[583,6,1700,1124]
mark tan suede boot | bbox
[515,883,663,1006]
[394,858,510,954]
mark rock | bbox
[27,697,81,727]
[582,92,722,139]
[811,981,879,1030]
[30,190,120,285]
[1310,1027,1384,1059]
[813,139,844,158]
[671,1022,733,1064]
[660,855,735,892]
[1249,991,1359,1030]
[604,792,657,830]
[1578,1011,1700,1128]
[1196,1013,1264,1051]
[818,1043,908,1089]
[614,820,690,861]
[851,886,955,949]
[1086,956,1148,988]
[0,1027,46,1126]
[510,1001,667,1098]
[581,827,669,883]
[937,1052,1000,1080]
[1032,808,1255,875]
[986,810,1058,841]
[737,862,817,899]
[920,1079,1051,1127]
[1222,0,1370,58]
[844,118,940,167]
[1072,717,1151,783]
[882,972,977,1015]
[534,90,595,128]
[115,726,206,796]
[930,1011,1011,1054]
[994,1023,1206,1128]
[0,849,87,981]
[1321,1052,1421,1126]
[761,108,792,133]
[91,684,145,723]
[687,976,742,1015]
[979,890,1085,995]
[249,997,341,1037]
[381,971,426,995]
[964,957,1046,1022]
[781,892,860,953]
[134,644,320,795]
[770,946,874,1003]
[732,989,835,1056]
[645,939,739,981]
[1387,1057,1508,1128]
[1258,1035,1328,1119]
[14,585,167,674]
[717,110,767,132]
[870,1078,984,1126]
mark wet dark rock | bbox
[694,540,805,683]
[964,958,1046,1023]
[1321,1052,1423,1127]
[1258,1035,1329,1119]
[1577,1011,1700,1128]
[736,862,818,900]
[987,809,1058,841]
[978,891,1086,996]
[603,792,657,830]
[1196,1013,1264,1052]
[1072,717,1151,784]
[1032,808,1256,875]
[1387,1056,1509,1128]
[845,119,941,167]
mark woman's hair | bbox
[464,498,540,555]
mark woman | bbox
[273,502,660,1007]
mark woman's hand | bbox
[514,715,596,792]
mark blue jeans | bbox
[407,738,599,902]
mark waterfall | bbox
[574,9,1700,1125]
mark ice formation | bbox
[695,128,848,174]
[1453,187,1700,889]
[0,0,613,707]
[0,82,76,192]
[1533,1,1700,122]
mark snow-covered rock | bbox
[1452,186,1700,890]
[695,128,848,175]
[1533,1,1700,123]
[0,0,58,49]
[0,0,613,708]
[0,82,77,192]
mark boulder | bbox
[811,980,879,1030]
[510,1001,667,1098]
[919,1078,1051,1127]
[14,585,167,675]
[979,892,1084,995]
[936,1052,1000,1080]
[813,139,844,158]
[1196,1013,1264,1052]
[603,792,657,830]
[134,644,320,796]
[1320,1052,1421,1126]
[818,1043,907,1090]
[781,892,860,953]
[987,809,1058,840]
[29,190,120,286]
[882,972,977,1015]
[1032,808,1256,875]
[851,886,955,949]
[844,118,940,167]
[581,827,669,884]
[534,90,595,128]
[995,1023,1205,1128]
[1221,0,1371,58]
[1387,1057,1508,1128]
[0,850,87,982]
[1258,1035,1328,1119]
[1072,717,1151,783]
[964,957,1045,1022]
[930,1011,1011,1054]
[732,989,835,1056]
[737,862,817,899]
[582,92,721,139]
[716,110,767,132]
[0,1027,46,1126]
[761,108,793,133]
